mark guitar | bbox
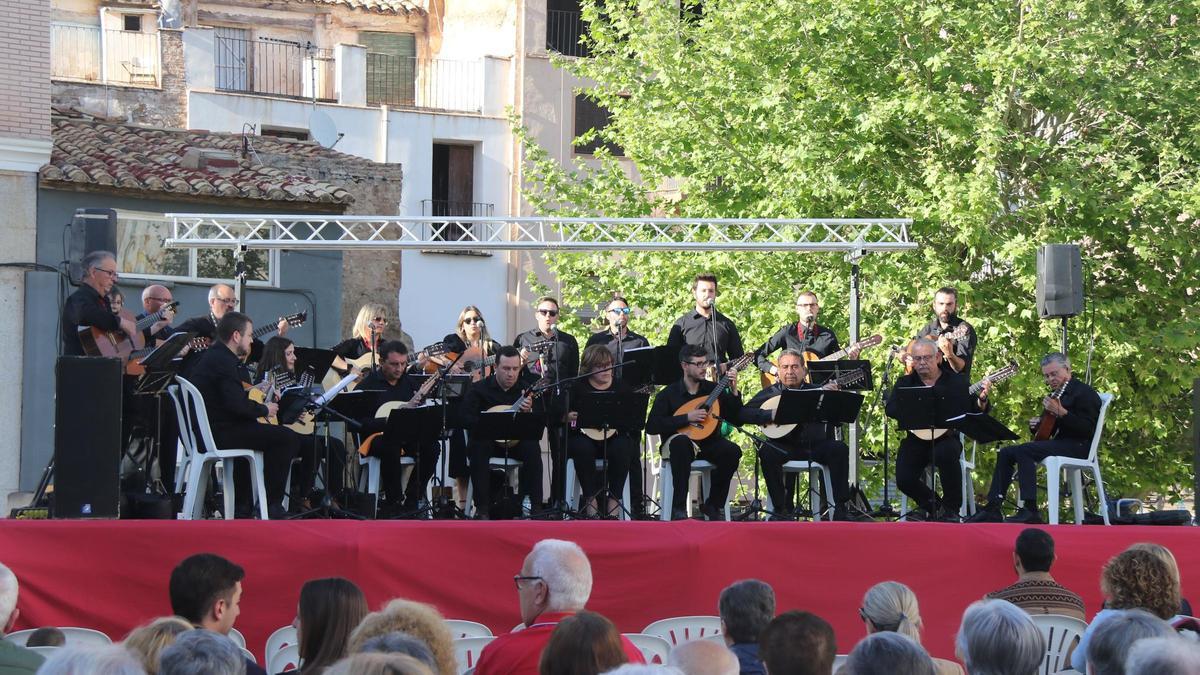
[903,323,970,374]
[78,302,181,366]
[246,371,280,425]
[428,339,552,381]
[1033,379,1069,441]
[910,360,1019,440]
[673,353,755,442]
[760,334,882,387]
[757,367,869,439]
[487,377,552,448]
[189,311,308,352]
[324,341,447,390]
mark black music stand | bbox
[315,390,381,518]
[131,332,194,497]
[430,372,471,520]
[293,347,338,383]
[471,411,545,519]
[890,386,971,519]
[620,346,655,389]
[808,360,874,391]
[574,391,649,519]
[651,345,683,385]
[377,403,446,519]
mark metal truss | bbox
[165,215,915,252]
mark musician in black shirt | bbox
[61,250,137,356]
[176,284,290,368]
[137,284,178,344]
[967,352,1102,524]
[566,345,642,517]
[585,294,651,383]
[913,287,977,378]
[756,291,856,376]
[646,344,747,521]
[665,273,744,374]
[460,346,543,519]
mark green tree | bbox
[516,0,1200,503]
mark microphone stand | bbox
[431,349,470,519]
[534,328,574,520]
[872,347,900,519]
[288,383,365,520]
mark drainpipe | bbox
[378,104,389,164]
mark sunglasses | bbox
[537,309,559,317]
[608,307,632,315]
[463,317,482,325]
[373,317,388,323]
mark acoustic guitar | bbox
[1032,379,1069,441]
[909,360,1019,440]
[902,323,970,374]
[673,353,755,442]
[189,311,308,353]
[78,301,180,371]
[760,334,882,387]
[757,367,869,439]
[324,341,447,390]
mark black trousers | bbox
[987,438,1089,503]
[567,432,637,503]
[546,424,568,504]
[896,434,963,514]
[293,433,346,499]
[663,433,741,511]
[374,440,440,507]
[211,423,302,511]
[448,428,469,479]
[759,437,850,510]
[467,439,542,516]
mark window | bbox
[122,14,142,32]
[361,31,417,107]
[260,126,309,141]
[547,0,589,57]
[573,94,625,156]
[114,210,276,285]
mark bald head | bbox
[142,284,173,313]
[667,640,739,675]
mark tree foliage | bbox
[515,0,1200,501]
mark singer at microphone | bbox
[665,273,745,376]
[586,294,650,383]
[754,290,849,380]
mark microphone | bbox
[703,297,715,309]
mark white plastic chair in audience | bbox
[464,458,523,518]
[269,642,301,674]
[642,616,723,646]
[265,625,298,662]
[565,457,633,520]
[622,633,671,665]
[655,438,732,521]
[762,459,835,520]
[445,619,493,639]
[228,627,246,648]
[27,646,60,656]
[833,654,848,671]
[5,627,112,647]
[1041,392,1114,525]
[454,636,496,674]
[1030,614,1088,675]
[239,646,257,664]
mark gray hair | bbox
[667,639,739,675]
[1087,609,1175,675]
[358,631,436,670]
[955,599,1044,675]
[842,632,935,675]
[38,644,147,675]
[717,579,775,644]
[603,666,685,675]
[779,348,807,362]
[207,284,230,302]
[0,562,17,630]
[158,629,245,675]
[81,250,116,273]
[1040,352,1069,369]
[861,581,922,643]
[1125,636,1200,674]
[529,539,592,612]
[909,338,938,356]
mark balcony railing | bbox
[547,10,589,57]
[420,200,495,243]
[51,23,161,87]
[214,36,335,101]
[366,54,482,113]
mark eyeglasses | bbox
[463,317,482,325]
[216,297,239,307]
[373,317,389,324]
[685,360,711,368]
[796,302,819,308]
[147,296,172,303]
[537,309,559,317]
[608,307,632,315]
[858,608,867,621]
[513,575,544,590]
[94,267,119,279]
[910,355,936,362]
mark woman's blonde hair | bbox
[455,305,492,347]
[122,615,193,673]
[1102,547,1181,619]
[860,581,923,643]
[353,303,391,341]
[348,599,456,675]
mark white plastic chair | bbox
[357,454,418,499]
[268,642,300,674]
[655,436,732,521]
[464,457,523,518]
[642,616,723,646]
[239,646,257,664]
[1041,393,1113,525]
[454,635,495,674]
[622,633,671,665]
[833,654,848,671]
[170,379,270,520]
[228,627,246,648]
[5,627,112,647]
[264,625,297,663]
[445,619,493,639]
[27,646,60,655]
[1030,614,1088,675]
[565,457,633,520]
[762,459,835,520]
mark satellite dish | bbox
[309,110,342,148]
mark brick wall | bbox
[0,0,51,139]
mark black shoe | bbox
[834,505,875,522]
[699,502,725,522]
[1005,507,1044,524]
[267,504,288,520]
[670,507,689,521]
[936,507,961,523]
[965,504,1004,523]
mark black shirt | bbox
[136,310,177,344]
[744,382,834,444]
[62,283,120,356]
[666,309,745,366]
[187,342,269,426]
[332,337,374,360]
[177,313,264,373]
[645,378,750,438]
[1050,378,1103,442]
[886,370,983,437]
[514,329,579,381]
[916,316,977,378]
[755,322,841,373]
[585,329,651,382]
[460,372,543,430]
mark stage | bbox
[0,519,1195,663]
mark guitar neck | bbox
[252,323,278,340]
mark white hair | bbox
[528,539,592,612]
[38,644,147,675]
[603,666,685,675]
[1125,636,1200,674]
[0,563,17,630]
[1086,609,1174,675]
[955,599,1044,675]
[207,285,223,302]
[843,632,935,675]
[667,639,739,675]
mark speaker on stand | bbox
[1036,244,1084,355]
[67,208,118,285]
[53,356,123,519]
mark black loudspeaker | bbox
[68,208,118,285]
[1036,244,1084,319]
[53,356,123,519]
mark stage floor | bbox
[1,519,1195,662]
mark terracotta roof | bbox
[41,116,401,207]
[290,0,423,14]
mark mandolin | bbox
[673,353,755,442]
[757,367,869,439]
[487,377,552,448]
[1033,379,1069,441]
[909,360,1019,441]
[902,323,970,374]
[760,334,882,387]
[325,341,447,390]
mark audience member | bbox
[327,652,435,675]
[1071,546,1185,672]
[0,561,43,674]
[603,667,684,675]
[718,579,774,675]
[123,616,193,673]
[986,528,1086,621]
[858,581,963,675]
[667,640,739,675]
[474,539,644,675]
[347,599,456,675]
[955,599,1044,675]
[37,644,146,675]
[25,627,66,648]
[840,632,934,675]
[1086,609,1175,675]
[358,631,437,670]
[296,577,368,674]
[159,629,245,675]
[539,610,628,675]
[1124,636,1200,674]
[168,553,265,675]
[758,610,836,675]
[1129,542,1194,616]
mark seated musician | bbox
[61,250,137,356]
[138,284,177,344]
[187,312,301,519]
[258,336,347,509]
[176,284,290,365]
[967,353,1102,524]
[355,341,441,516]
[645,344,746,521]
[885,338,990,522]
[459,346,542,520]
[566,345,642,518]
[743,349,866,521]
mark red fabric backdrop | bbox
[0,520,1195,663]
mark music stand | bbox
[131,333,192,498]
[889,386,972,518]
[378,403,446,518]
[293,347,339,383]
[651,345,682,386]
[808,360,874,391]
[471,411,545,519]
[430,372,472,520]
[620,346,655,389]
[575,391,649,519]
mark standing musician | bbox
[136,284,181,491]
[885,338,990,521]
[645,344,746,521]
[967,352,1102,524]
[62,250,138,356]
[756,290,857,376]
[666,273,745,374]
[585,293,651,381]
[566,345,641,517]
[138,284,178,344]
[743,349,863,520]
[913,286,977,378]
[514,296,579,507]
[331,302,417,362]
[459,346,543,519]
[354,341,441,515]
[176,284,291,364]
[187,312,301,519]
